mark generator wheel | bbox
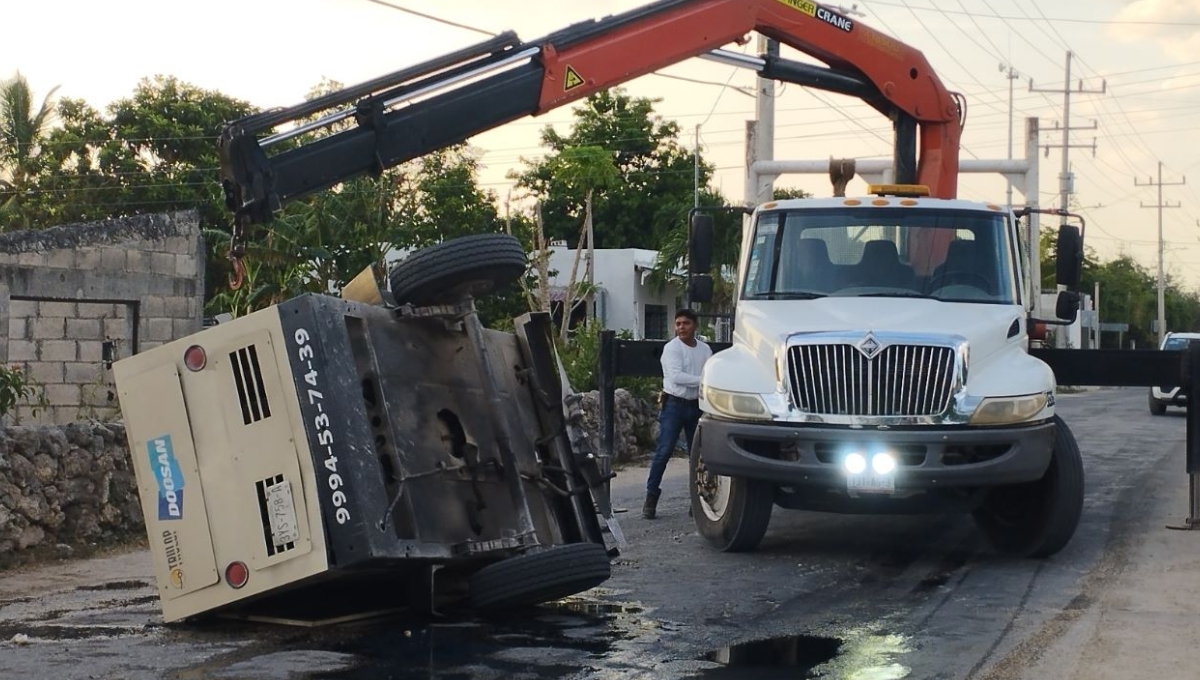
[468,542,612,611]
[973,415,1084,558]
[389,233,527,306]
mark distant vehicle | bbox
[1149,332,1200,415]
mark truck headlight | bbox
[702,385,772,420]
[969,393,1049,425]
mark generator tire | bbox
[468,542,612,611]
[389,233,527,306]
[973,415,1084,558]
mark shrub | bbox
[556,323,659,402]
[0,365,39,419]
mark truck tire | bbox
[468,542,611,611]
[1149,392,1167,416]
[972,415,1084,558]
[388,233,527,306]
[689,448,774,552]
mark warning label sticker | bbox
[564,66,585,91]
[775,0,817,17]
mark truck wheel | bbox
[1149,392,1167,415]
[689,448,774,552]
[388,233,527,306]
[972,415,1084,558]
[468,542,611,611]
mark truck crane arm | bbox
[219,0,963,231]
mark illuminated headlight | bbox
[872,452,896,474]
[969,393,1049,425]
[844,452,867,474]
[702,385,771,420]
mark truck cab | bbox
[689,186,1085,558]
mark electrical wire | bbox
[361,0,496,37]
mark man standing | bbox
[643,308,712,519]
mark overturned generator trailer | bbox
[114,234,619,623]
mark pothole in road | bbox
[703,634,841,676]
[701,629,911,679]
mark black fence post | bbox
[1168,341,1200,530]
[1187,342,1200,526]
[1188,341,1200,476]
[599,330,617,463]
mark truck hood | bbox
[740,297,1019,346]
[726,297,1024,388]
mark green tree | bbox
[29,76,258,299]
[0,73,59,230]
[514,89,701,250]
[1040,228,1200,347]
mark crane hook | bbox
[228,253,247,291]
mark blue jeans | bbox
[646,396,701,497]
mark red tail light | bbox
[224,561,249,589]
[184,345,207,372]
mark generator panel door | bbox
[120,363,220,600]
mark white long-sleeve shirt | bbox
[661,336,713,400]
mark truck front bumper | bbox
[694,416,1056,489]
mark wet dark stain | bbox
[96,594,161,609]
[309,600,640,679]
[701,634,842,677]
[911,549,973,594]
[913,573,950,591]
[550,601,643,616]
[0,623,148,640]
[76,579,151,592]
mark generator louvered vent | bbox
[256,474,296,557]
[230,344,272,425]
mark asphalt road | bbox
[0,387,1193,679]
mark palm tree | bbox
[0,72,59,229]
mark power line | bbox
[867,0,1200,26]
[361,0,496,37]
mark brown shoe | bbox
[642,494,659,520]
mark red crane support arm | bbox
[219,0,963,229]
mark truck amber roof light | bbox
[867,184,930,197]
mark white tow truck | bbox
[687,185,1087,558]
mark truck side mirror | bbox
[689,274,714,304]
[1055,290,1080,323]
[1055,224,1083,288]
[689,214,714,276]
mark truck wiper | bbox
[750,290,827,300]
[851,291,938,299]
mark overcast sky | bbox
[5,0,1200,287]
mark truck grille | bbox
[788,344,956,416]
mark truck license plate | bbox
[265,480,300,546]
[847,473,895,494]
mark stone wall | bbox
[577,388,659,465]
[0,211,205,425]
[0,422,142,562]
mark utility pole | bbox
[1136,161,1185,346]
[999,63,1020,212]
[753,35,778,206]
[1030,51,1106,213]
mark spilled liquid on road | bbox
[699,627,911,679]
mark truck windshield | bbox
[742,207,1017,304]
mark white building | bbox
[546,246,682,340]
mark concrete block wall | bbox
[0,211,205,425]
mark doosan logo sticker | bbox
[149,436,185,520]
